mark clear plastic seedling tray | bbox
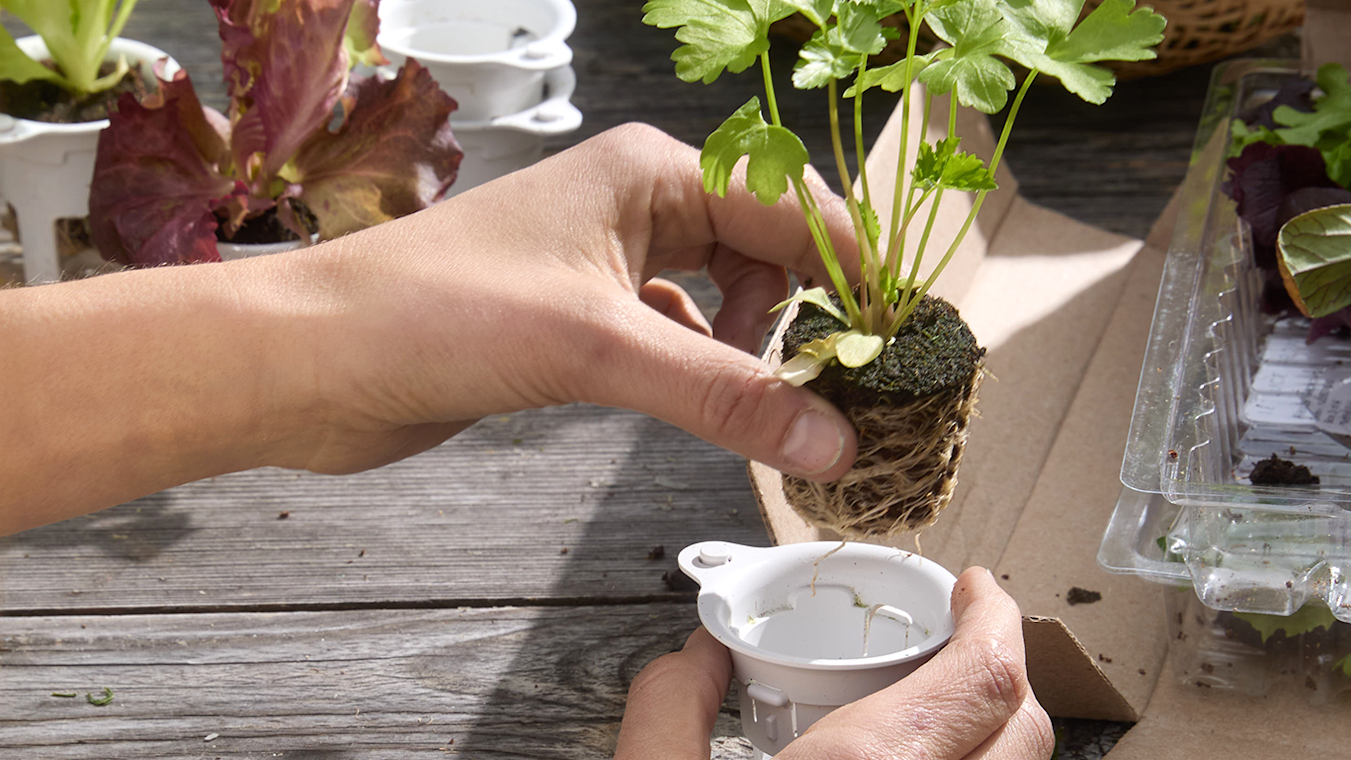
[1100,59,1351,630]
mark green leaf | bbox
[642,0,783,84]
[701,97,810,205]
[1234,605,1340,643]
[835,330,886,367]
[792,4,887,89]
[780,0,834,27]
[998,0,1165,105]
[776,349,831,385]
[770,286,850,325]
[1325,137,1351,189]
[919,0,1016,113]
[913,137,998,191]
[859,200,881,250]
[1276,203,1351,318]
[844,52,938,96]
[0,24,65,88]
[1275,63,1351,148]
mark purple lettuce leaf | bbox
[212,0,356,190]
[1308,307,1351,343]
[89,70,247,266]
[1224,142,1339,268]
[345,0,387,68]
[285,59,462,240]
[1238,76,1316,131]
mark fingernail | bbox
[781,407,846,476]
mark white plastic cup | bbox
[678,541,957,757]
[377,0,576,122]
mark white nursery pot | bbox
[0,37,179,284]
[217,237,308,261]
[446,65,581,197]
[679,541,957,757]
[377,0,576,121]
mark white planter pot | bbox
[678,541,956,757]
[0,37,179,284]
[377,0,576,121]
[217,237,309,261]
[446,65,581,197]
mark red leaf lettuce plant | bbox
[643,0,1167,383]
[89,0,463,267]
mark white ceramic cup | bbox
[678,541,957,757]
[377,0,576,121]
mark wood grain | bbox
[1,405,768,612]
[0,603,757,759]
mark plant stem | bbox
[855,58,872,215]
[794,176,862,326]
[829,79,878,331]
[896,94,956,320]
[760,51,782,126]
[885,1,926,273]
[892,89,935,286]
[891,71,1039,332]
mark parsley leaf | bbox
[913,137,998,191]
[642,0,794,84]
[999,0,1166,104]
[793,4,888,89]
[1275,63,1351,148]
[920,0,1017,113]
[701,97,810,204]
[845,52,939,97]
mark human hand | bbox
[0,123,860,532]
[258,123,861,481]
[614,567,1054,760]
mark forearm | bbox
[0,258,320,535]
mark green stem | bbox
[760,51,782,127]
[794,176,862,327]
[855,57,872,215]
[897,94,954,313]
[828,79,878,332]
[890,89,935,282]
[891,71,1038,331]
[885,1,926,269]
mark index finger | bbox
[614,627,733,760]
[570,123,861,291]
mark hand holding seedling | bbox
[615,567,1052,759]
[0,124,861,534]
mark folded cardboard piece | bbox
[750,19,1351,755]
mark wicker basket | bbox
[770,0,1305,80]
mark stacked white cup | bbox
[376,0,582,197]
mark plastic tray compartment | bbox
[1099,59,1351,696]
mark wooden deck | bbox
[1,1,1298,757]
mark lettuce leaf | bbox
[285,59,462,239]
[88,69,246,266]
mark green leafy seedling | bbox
[0,1,142,97]
[644,0,1166,383]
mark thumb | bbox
[580,298,856,481]
[615,628,732,760]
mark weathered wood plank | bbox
[1,405,770,611]
[0,603,760,759]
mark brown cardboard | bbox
[753,38,1351,754]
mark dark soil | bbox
[218,203,314,245]
[1248,454,1320,486]
[1066,587,1102,605]
[782,294,986,407]
[0,63,152,123]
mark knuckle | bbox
[967,637,1029,715]
[698,364,771,439]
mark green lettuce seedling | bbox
[644,0,1166,384]
[0,0,142,96]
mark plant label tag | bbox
[1306,366,1351,436]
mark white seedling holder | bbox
[0,37,178,284]
[679,541,956,757]
[377,0,576,121]
[445,65,581,197]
